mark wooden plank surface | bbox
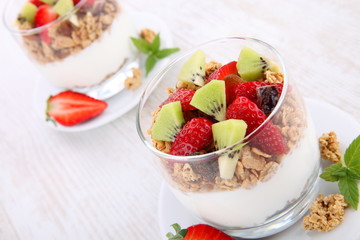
[0,0,359,239]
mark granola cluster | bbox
[319,131,341,163]
[19,0,119,64]
[150,62,307,193]
[303,194,348,232]
[124,67,142,90]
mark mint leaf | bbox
[347,168,360,180]
[332,167,348,177]
[344,135,360,173]
[320,162,343,182]
[156,48,180,59]
[338,176,359,210]
[150,34,160,53]
[145,55,157,76]
[130,37,152,54]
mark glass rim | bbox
[136,37,288,163]
[3,0,89,35]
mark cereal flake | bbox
[319,131,341,163]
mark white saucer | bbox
[33,12,176,132]
[158,98,360,240]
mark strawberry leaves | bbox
[131,33,179,76]
[320,135,360,210]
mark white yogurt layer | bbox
[171,118,320,228]
[37,12,137,89]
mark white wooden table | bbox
[0,0,359,239]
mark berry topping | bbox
[233,81,268,103]
[226,96,287,155]
[29,0,45,7]
[206,61,238,83]
[256,85,281,115]
[167,223,234,240]
[170,117,213,156]
[160,89,196,111]
[34,4,58,27]
[46,90,107,126]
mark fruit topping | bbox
[40,0,57,5]
[206,61,238,83]
[53,0,74,16]
[190,80,226,121]
[30,0,45,7]
[46,90,107,126]
[160,89,196,111]
[177,50,206,86]
[256,85,281,115]
[167,223,235,240]
[223,74,245,104]
[213,119,247,179]
[19,2,38,24]
[152,101,185,142]
[170,117,213,156]
[233,81,268,103]
[226,96,287,155]
[236,46,280,82]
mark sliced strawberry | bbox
[226,96,287,155]
[170,117,213,156]
[29,0,44,7]
[167,223,234,240]
[160,89,196,111]
[234,82,284,103]
[206,61,238,83]
[34,5,58,43]
[46,90,107,126]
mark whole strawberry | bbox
[160,89,196,111]
[167,223,234,240]
[170,117,213,156]
[226,96,287,155]
[46,90,107,126]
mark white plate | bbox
[33,12,175,132]
[158,98,360,240]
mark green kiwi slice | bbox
[177,50,206,86]
[19,2,37,24]
[151,101,185,142]
[53,0,74,16]
[212,119,247,179]
[40,0,57,5]
[190,80,226,121]
[236,46,280,82]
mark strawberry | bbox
[34,5,58,43]
[29,0,44,7]
[170,117,213,156]
[167,223,234,240]
[206,61,238,83]
[234,82,284,103]
[160,89,196,111]
[46,90,108,126]
[226,96,287,155]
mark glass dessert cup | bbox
[136,37,320,238]
[3,0,139,99]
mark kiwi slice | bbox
[236,46,280,82]
[19,2,37,24]
[177,50,206,86]
[190,80,226,121]
[53,0,74,16]
[213,119,247,179]
[151,101,185,142]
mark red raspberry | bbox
[170,117,213,156]
[160,89,196,111]
[226,96,287,155]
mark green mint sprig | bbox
[320,135,360,209]
[131,34,180,76]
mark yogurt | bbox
[37,12,137,89]
[171,120,319,228]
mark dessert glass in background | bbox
[3,0,139,99]
[137,38,320,238]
